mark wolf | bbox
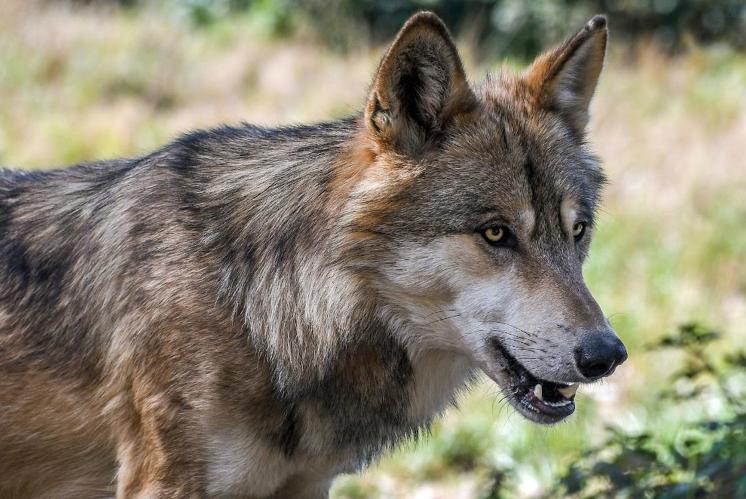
[0,11,626,498]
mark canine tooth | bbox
[533,384,543,400]
[558,384,578,398]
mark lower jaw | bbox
[485,341,577,424]
[514,394,575,424]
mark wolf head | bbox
[343,12,626,424]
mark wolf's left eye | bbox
[572,222,587,241]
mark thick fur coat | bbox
[0,12,626,498]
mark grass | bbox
[1,1,744,497]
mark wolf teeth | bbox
[558,384,579,399]
[533,384,543,400]
[545,399,572,407]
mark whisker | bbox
[419,308,460,319]
[425,313,462,325]
[606,312,627,322]
[484,320,540,338]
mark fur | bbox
[0,12,626,498]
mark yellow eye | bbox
[483,226,506,243]
[572,222,587,240]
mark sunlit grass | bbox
[0,1,744,497]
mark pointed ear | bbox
[365,12,476,153]
[523,15,608,135]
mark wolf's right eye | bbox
[481,226,514,247]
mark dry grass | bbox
[1,1,744,497]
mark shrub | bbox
[550,323,746,498]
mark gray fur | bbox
[0,12,625,497]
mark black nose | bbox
[575,333,628,379]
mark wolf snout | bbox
[574,333,627,380]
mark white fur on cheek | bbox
[378,235,492,354]
[377,234,586,388]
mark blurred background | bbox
[1,0,744,497]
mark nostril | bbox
[575,336,624,380]
[576,354,615,379]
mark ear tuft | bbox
[365,11,475,153]
[523,15,608,135]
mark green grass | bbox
[1,2,744,497]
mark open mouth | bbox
[489,338,579,424]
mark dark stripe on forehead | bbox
[523,155,537,210]
[524,154,566,239]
